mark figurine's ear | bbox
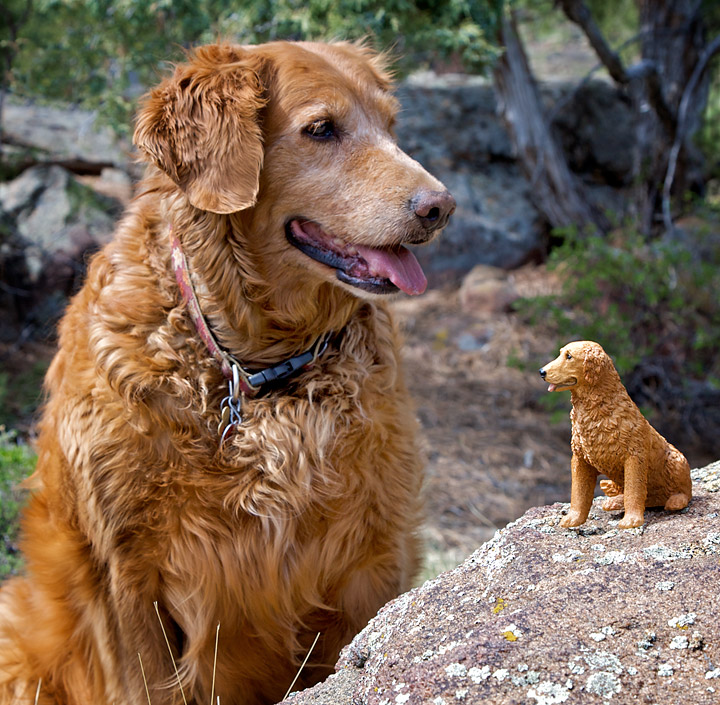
[583,346,610,385]
[134,45,266,214]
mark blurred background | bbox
[0,0,719,580]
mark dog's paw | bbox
[618,514,644,529]
[560,512,586,528]
[664,493,689,511]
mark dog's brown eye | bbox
[304,119,336,140]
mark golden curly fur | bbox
[540,341,692,530]
[0,42,455,705]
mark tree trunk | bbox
[492,11,607,234]
[632,0,709,234]
[558,0,712,235]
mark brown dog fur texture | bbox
[541,341,692,530]
[0,42,455,705]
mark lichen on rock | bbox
[281,463,720,704]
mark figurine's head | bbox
[539,340,615,392]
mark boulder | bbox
[395,74,634,282]
[458,265,519,314]
[1,76,635,290]
[281,461,720,704]
[0,165,121,336]
[2,101,131,172]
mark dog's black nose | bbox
[411,190,456,232]
[539,368,546,379]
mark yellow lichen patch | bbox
[500,622,523,641]
[493,597,506,614]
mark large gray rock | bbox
[396,74,634,282]
[0,74,635,302]
[397,73,545,282]
[0,165,121,336]
[281,462,720,704]
[2,101,131,170]
[0,164,120,280]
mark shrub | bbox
[518,218,720,454]
[0,429,35,580]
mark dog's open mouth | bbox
[286,219,427,295]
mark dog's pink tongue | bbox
[355,245,427,295]
[548,384,557,392]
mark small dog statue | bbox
[540,340,692,529]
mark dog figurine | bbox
[540,340,692,529]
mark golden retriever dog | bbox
[540,341,691,530]
[0,42,455,705]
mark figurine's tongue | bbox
[548,384,556,392]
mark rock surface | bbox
[281,462,720,705]
[0,74,635,334]
[458,265,519,314]
[1,76,635,292]
[396,74,634,282]
[2,101,131,171]
[0,165,121,337]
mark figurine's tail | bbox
[599,479,622,497]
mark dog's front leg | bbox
[560,454,597,528]
[107,554,187,705]
[618,455,647,529]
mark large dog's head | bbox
[539,341,616,392]
[134,42,454,299]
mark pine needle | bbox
[210,622,220,705]
[283,632,321,701]
[153,601,188,705]
[33,678,41,705]
[138,653,152,705]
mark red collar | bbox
[169,226,332,439]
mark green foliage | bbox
[7,0,503,133]
[697,65,720,179]
[517,218,720,416]
[0,429,34,580]
[585,0,638,48]
[0,362,47,430]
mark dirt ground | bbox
[389,268,576,578]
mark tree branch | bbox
[556,0,676,138]
[547,30,646,124]
[662,33,720,233]
[555,0,628,84]
[493,10,607,232]
[625,60,678,136]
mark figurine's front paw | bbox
[618,513,644,529]
[560,511,586,528]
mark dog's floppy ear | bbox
[583,345,611,385]
[134,45,266,214]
